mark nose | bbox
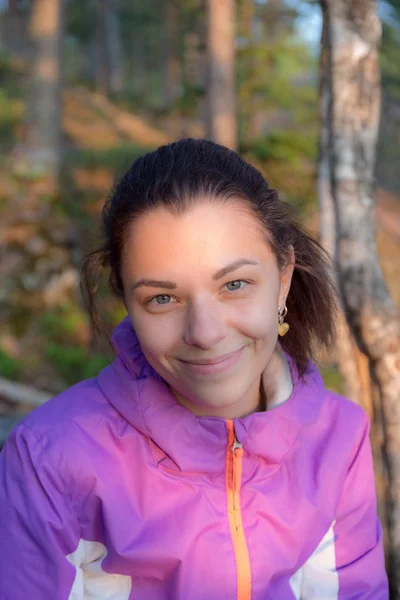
[182,296,226,349]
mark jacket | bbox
[0,316,389,599]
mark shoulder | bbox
[290,357,369,459]
[317,388,370,465]
[7,376,120,463]
[322,388,369,432]
[2,375,134,506]
[291,357,371,469]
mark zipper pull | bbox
[232,434,243,452]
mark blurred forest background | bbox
[0,0,399,593]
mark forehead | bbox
[122,200,273,273]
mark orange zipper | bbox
[226,420,252,600]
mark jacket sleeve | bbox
[300,411,389,599]
[0,422,82,600]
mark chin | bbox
[185,387,247,409]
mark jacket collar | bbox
[97,317,325,475]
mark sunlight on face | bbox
[121,199,294,419]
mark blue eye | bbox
[226,280,248,291]
[148,294,174,306]
[146,280,250,306]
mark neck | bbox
[170,344,293,420]
[262,343,293,410]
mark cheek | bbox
[244,315,278,348]
[129,312,177,358]
[237,294,279,338]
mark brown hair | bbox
[80,138,338,376]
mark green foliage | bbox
[380,0,400,99]
[248,130,318,165]
[321,365,344,395]
[0,52,14,81]
[107,304,128,327]
[377,2,400,192]
[236,1,319,144]
[0,349,23,380]
[40,303,111,385]
[174,83,203,117]
[67,143,150,178]
[9,304,33,337]
[39,304,89,346]
[235,2,319,215]
[0,51,25,95]
[45,342,109,386]
[380,22,400,100]
[0,90,19,140]
[241,129,318,215]
[65,0,96,44]
[0,53,24,150]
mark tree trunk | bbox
[13,0,63,192]
[106,0,123,96]
[3,0,30,57]
[206,0,237,150]
[95,0,110,94]
[162,0,181,110]
[320,0,400,594]
[130,24,147,101]
[0,7,6,53]
[95,0,123,96]
[318,4,372,412]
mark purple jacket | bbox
[0,316,389,599]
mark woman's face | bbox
[121,199,294,418]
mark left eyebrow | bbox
[130,258,260,292]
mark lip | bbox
[182,349,242,365]
[178,347,244,376]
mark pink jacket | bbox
[0,316,389,599]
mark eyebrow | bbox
[130,258,260,292]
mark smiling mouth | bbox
[175,347,245,377]
[180,348,243,366]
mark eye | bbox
[145,280,250,306]
[146,294,175,306]
[225,280,249,292]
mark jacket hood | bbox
[97,316,326,475]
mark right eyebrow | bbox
[130,258,260,292]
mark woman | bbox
[0,139,388,599]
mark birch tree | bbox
[319,0,400,593]
[318,0,373,413]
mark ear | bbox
[279,245,295,306]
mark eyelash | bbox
[145,280,252,306]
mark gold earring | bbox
[278,305,289,337]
